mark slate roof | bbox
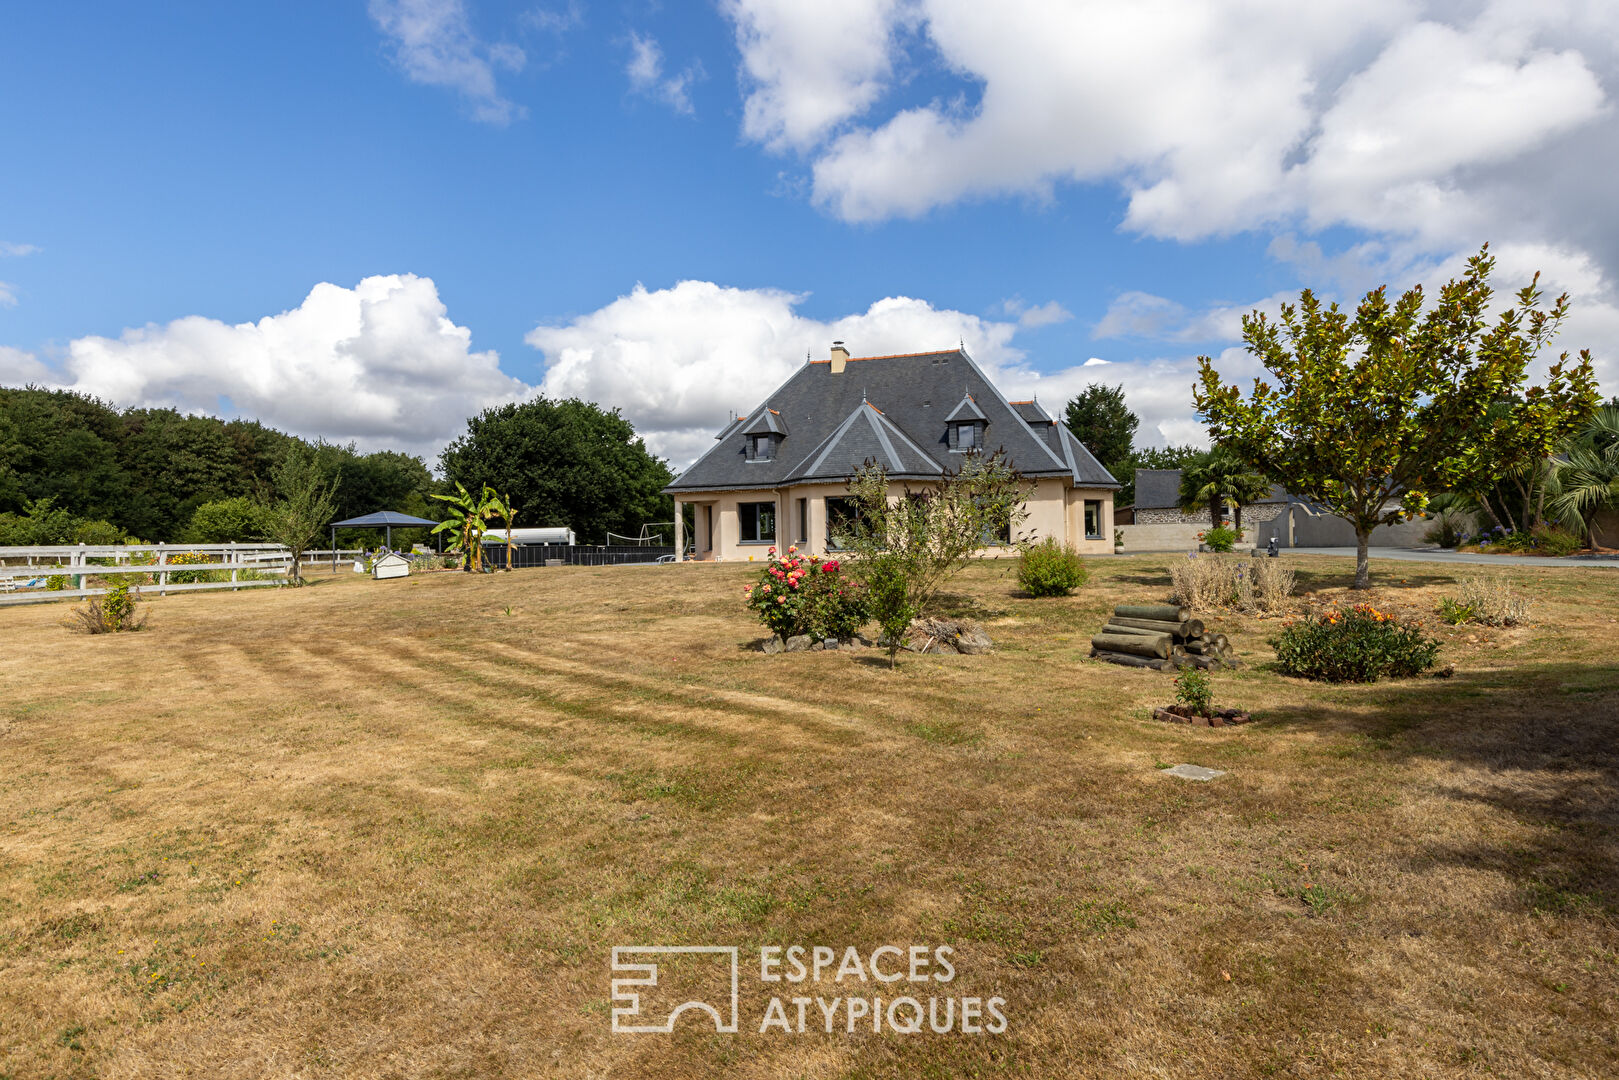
[667,348,1120,493]
[944,393,987,422]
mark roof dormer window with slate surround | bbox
[944,391,987,452]
[743,408,787,462]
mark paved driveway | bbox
[1286,546,1619,569]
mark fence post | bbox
[230,541,239,590]
[158,547,168,597]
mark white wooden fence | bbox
[0,544,366,606]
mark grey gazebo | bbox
[328,510,440,571]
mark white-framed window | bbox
[739,501,776,543]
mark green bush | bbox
[1201,525,1241,552]
[1271,603,1440,683]
[1017,537,1088,597]
[183,497,267,543]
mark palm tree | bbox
[430,482,495,571]
[484,488,519,571]
[1177,454,1225,525]
[1550,406,1619,546]
[1178,451,1270,532]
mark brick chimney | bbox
[830,341,849,374]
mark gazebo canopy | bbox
[329,510,442,569]
[330,511,439,529]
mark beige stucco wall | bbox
[674,479,1115,562]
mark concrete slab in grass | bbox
[1162,763,1226,781]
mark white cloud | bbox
[723,0,910,151]
[626,32,704,115]
[1082,357,1110,367]
[1001,298,1072,329]
[723,1,1613,248]
[0,346,51,383]
[0,242,40,258]
[527,280,1026,468]
[20,275,528,458]
[370,0,526,125]
[0,282,15,309]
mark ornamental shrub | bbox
[1174,667,1213,716]
[1200,525,1241,552]
[1016,537,1088,597]
[1270,603,1439,683]
[69,580,148,634]
[743,546,867,642]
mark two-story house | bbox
[666,343,1119,561]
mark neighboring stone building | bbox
[1128,469,1289,528]
[665,343,1120,561]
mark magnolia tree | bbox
[1194,246,1598,589]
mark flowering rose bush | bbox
[743,547,868,642]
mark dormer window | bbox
[743,408,787,462]
[944,391,987,452]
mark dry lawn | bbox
[2,555,1616,1078]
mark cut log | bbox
[1183,640,1209,654]
[1113,604,1190,623]
[1102,623,1163,638]
[1106,615,1206,638]
[1090,632,1170,659]
[1092,649,1175,671]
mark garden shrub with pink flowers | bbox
[743,546,868,643]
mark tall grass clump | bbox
[1169,554,1294,613]
[1448,575,1532,627]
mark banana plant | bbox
[430,482,495,572]
[483,488,519,571]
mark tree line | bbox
[0,387,673,548]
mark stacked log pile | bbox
[1089,603,1240,671]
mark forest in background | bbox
[0,387,674,547]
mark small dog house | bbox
[372,552,411,580]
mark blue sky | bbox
[3,2,1615,466]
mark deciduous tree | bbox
[1194,246,1598,588]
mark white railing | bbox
[0,543,335,606]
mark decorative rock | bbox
[1162,763,1226,781]
[809,641,824,651]
[785,634,813,652]
[761,638,784,654]
[823,638,840,650]
[955,630,994,655]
